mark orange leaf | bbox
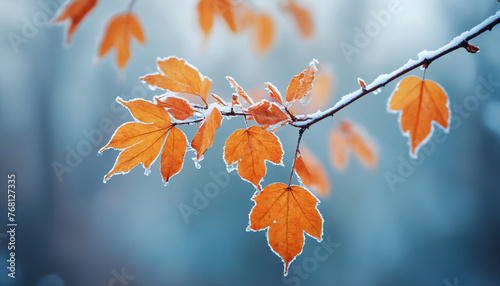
[227,76,254,105]
[329,121,377,170]
[98,12,145,69]
[294,146,330,197]
[156,96,195,120]
[247,100,289,126]
[99,122,160,152]
[191,108,223,160]
[358,77,367,89]
[302,67,333,113]
[286,60,318,104]
[255,13,275,54]
[211,93,228,106]
[198,0,237,37]
[235,2,255,30]
[265,82,285,106]
[224,126,283,188]
[248,183,323,275]
[116,98,171,128]
[214,0,237,32]
[283,0,314,38]
[103,126,168,181]
[140,57,211,103]
[161,127,187,183]
[101,98,189,183]
[198,0,215,37]
[388,76,450,157]
[52,0,97,43]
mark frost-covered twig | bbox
[293,10,500,128]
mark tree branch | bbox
[292,10,500,128]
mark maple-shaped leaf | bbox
[100,98,187,184]
[247,100,289,126]
[98,12,145,69]
[156,96,195,121]
[235,2,255,31]
[294,146,330,197]
[248,183,323,275]
[224,126,283,188]
[198,0,237,38]
[255,13,275,54]
[191,108,223,161]
[329,120,377,170]
[283,0,314,38]
[388,76,450,157]
[286,60,318,104]
[52,0,97,43]
[141,57,212,104]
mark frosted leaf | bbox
[226,162,238,173]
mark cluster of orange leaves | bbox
[50,0,314,70]
[98,56,385,274]
[198,0,314,53]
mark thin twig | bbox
[288,128,306,186]
[292,10,500,128]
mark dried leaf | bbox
[247,100,289,126]
[156,96,195,121]
[286,60,318,104]
[255,13,275,54]
[248,183,323,275]
[211,93,228,106]
[52,0,97,43]
[101,98,187,184]
[294,146,330,197]
[227,76,254,105]
[198,0,215,37]
[140,57,212,103]
[283,0,314,38]
[303,68,333,113]
[388,76,450,157]
[161,127,187,183]
[265,82,285,106]
[329,121,377,170]
[224,126,283,188]
[191,108,223,160]
[198,0,237,37]
[98,12,145,69]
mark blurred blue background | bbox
[1,0,500,285]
